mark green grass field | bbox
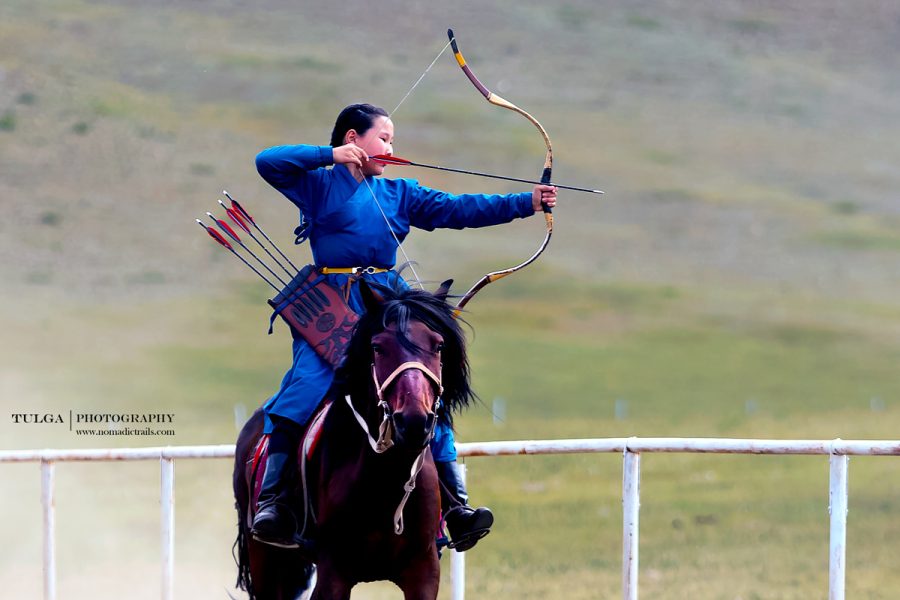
[3,274,898,598]
[2,0,900,598]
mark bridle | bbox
[344,359,444,534]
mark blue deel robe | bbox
[257,144,535,462]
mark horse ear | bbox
[359,279,385,313]
[435,279,453,301]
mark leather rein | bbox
[344,360,443,534]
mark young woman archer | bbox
[251,102,557,552]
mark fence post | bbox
[622,448,641,600]
[161,457,175,600]
[41,460,56,600]
[450,463,467,600]
[828,449,848,600]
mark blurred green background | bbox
[1,0,899,598]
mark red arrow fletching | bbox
[198,220,233,250]
[226,208,251,234]
[215,219,241,243]
[207,228,233,249]
[228,196,255,224]
[370,154,412,166]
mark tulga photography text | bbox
[10,412,176,436]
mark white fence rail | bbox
[2,438,899,600]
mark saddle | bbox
[247,402,332,521]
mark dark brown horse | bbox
[233,280,474,599]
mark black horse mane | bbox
[333,280,475,426]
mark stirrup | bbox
[252,532,301,550]
[252,531,317,553]
[446,527,491,552]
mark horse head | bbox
[339,278,474,451]
[372,319,443,448]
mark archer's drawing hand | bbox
[532,184,558,212]
[332,144,369,168]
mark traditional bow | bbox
[446,29,555,314]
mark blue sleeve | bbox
[404,183,534,232]
[255,145,334,211]
[429,421,457,462]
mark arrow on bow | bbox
[369,154,604,195]
[446,28,559,314]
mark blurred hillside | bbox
[2,0,899,308]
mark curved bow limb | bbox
[447,28,554,315]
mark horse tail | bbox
[233,407,265,598]
[232,514,253,597]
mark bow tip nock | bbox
[447,29,459,52]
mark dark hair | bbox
[329,103,389,147]
[334,279,475,426]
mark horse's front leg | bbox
[310,560,353,600]
[395,551,440,600]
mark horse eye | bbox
[372,344,383,356]
[434,342,444,353]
